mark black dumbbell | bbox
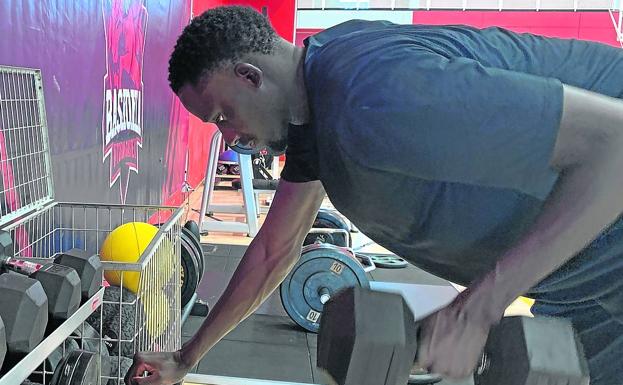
[228,164,241,175]
[0,231,82,322]
[54,248,103,301]
[0,273,48,355]
[318,286,590,385]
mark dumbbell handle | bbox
[411,324,490,384]
[0,255,47,275]
[409,353,489,384]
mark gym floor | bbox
[181,184,531,385]
[183,243,473,385]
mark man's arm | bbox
[467,84,623,325]
[180,179,326,366]
[417,84,623,379]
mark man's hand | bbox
[415,291,496,380]
[124,351,191,385]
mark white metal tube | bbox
[198,130,223,232]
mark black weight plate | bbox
[303,230,348,247]
[184,220,201,240]
[315,209,350,232]
[304,232,333,247]
[47,338,80,373]
[180,232,200,309]
[50,350,99,385]
[280,244,369,333]
[85,286,137,358]
[367,255,408,269]
[106,355,133,385]
[182,226,204,284]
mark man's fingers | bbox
[125,361,140,385]
[134,373,161,385]
[416,316,435,370]
[125,357,156,385]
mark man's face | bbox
[178,64,289,155]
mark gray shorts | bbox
[527,216,623,385]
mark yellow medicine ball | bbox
[100,222,175,293]
[141,289,170,339]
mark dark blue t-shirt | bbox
[281,20,623,286]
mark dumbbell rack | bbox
[0,65,184,385]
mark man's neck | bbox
[273,39,309,125]
[288,44,310,125]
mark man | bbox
[126,6,623,385]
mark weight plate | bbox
[184,220,201,240]
[230,143,259,155]
[50,349,99,385]
[182,226,204,284]
[367,255,409,269]
[280,244,369,333]
[303,231,347,248]
[314,209,350,232]
[180,232,200,309]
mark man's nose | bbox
[222,130,241,147]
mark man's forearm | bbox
[468,134,623,325]
[179,240,299,367]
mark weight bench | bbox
[253,179,279,216]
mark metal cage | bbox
[0,65,183,385]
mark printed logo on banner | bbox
[102,0,148,204]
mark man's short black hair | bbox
[168,6,277,93]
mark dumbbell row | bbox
[281,211,590,385]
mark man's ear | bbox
[234,63,262,88]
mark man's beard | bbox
[266,136,288,156]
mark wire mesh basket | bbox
[0,66,184,384]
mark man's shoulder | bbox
[304,19,395,53]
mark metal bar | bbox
[202,221,254,233]
[206,204,247,214]
[238,153,258,236]
[184,374,321,385]
[609,9,623,47]
[181,293,198,325]
[198,130,222,233]
[55,202,180,210]
[16,73,31,209]
[0,288,105,385]
[35,70,54,202]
